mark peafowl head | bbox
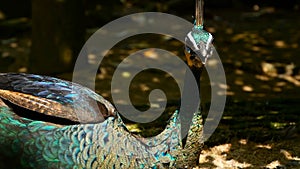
[184,25,213,84]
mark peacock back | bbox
[0,73,192,169]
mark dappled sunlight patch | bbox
[274,40,287,48]
[291,43,298,48]
[242,85,254,92]
[239,139,247,145]
[218,83,229,90]
[272,87,282,92]
[199,143,253,168]
[126,123,142,133]
[280,149,297,160]
[9,42,18,48]
[18,67,27,73]
[265,160,282,169]
[261,62,278,77]
[200,135,300,169]
[278,74,300,86]
[260,61,300,87]
[139,83,150,91]
[225,91,235,96]
[222,116,233,120]
[152,77,160,83]
[270,122,289,129]
[234,79,244,85]
[121,71,131,78]
[225,28,233,35]
[256,115,265,120]
[251,46,261,52]
[217,91,228,96]
[207,58,219,67]
[275,81,287,87]
[143,48,159,59]
[97,67,109,80]
[234,69,244,75]
[87,53,97,64]
[207,27,216,33]
[256,144,272,149]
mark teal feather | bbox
[0,72,203,169]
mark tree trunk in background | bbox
[31,0,85,74]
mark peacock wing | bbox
[0,73,116,124]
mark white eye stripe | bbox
[185,31,213,52]
[186,32,200,51]
[206,34,213,50]
[185,30,213,64]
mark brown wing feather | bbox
[0,97,8,108]
[0,89,80,122]
[0,73,117,124]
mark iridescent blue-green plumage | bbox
[0,73,115,123]
[0,73,203,169]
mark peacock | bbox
[0,1,213,168]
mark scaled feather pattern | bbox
[0,73,203,168]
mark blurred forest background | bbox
[0,0,299,168]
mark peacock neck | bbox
[174,54,204,168]
[175,110,203,168]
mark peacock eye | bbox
[190,55,196,60]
